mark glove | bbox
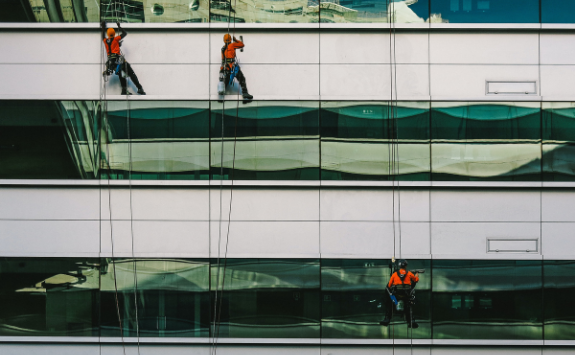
[233,36,238,42]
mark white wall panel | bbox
[540,65,575,98]
[322,347,430,355]
[210,221,319,258]
[104,64,209,97]
[122,32,210,64]
[131,189,209,221]
[211,188,319,221]
[0,64,99,99]
[210,63,319,99]
[542,222,575,258]
[320,33,428,64]
[541,34,575,65]
[0,32,99,64]
[0,344,100,355]
[430,33,539,64]
[101,188,132,221]
[100,220,134,256]
[542,191,575,222]
[0,188,99,220]
[0,220,99,256]
[210,32,319,64]
[100,345,208,355]
[132,220,209,257]
[430,64,539,97]
[320,221,395,258]
[397,222,431,257]
[431,222,540,257]
[431,190,540,222]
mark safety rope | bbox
[211,0,241,353]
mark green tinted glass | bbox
[542,102,575,181]
[544,260,575,340]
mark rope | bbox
[211,1,241,353]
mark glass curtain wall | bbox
[430,0,540,23]
[543,102,575,181]
[321,101,430,181]
[544,260,575,340]
[431,102,541,181]
[210,101,320,180]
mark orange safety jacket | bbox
[221,40,245,70]
[103,36,122,57]
[387,269,419,288]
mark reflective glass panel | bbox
[210,0,319,23]
[0,258,100,336]
[100,259,210,337]
[101,101,210,180]
[211,101,320,180]
[430,0,539,23]
[432,260,543,340]
[211,259,320,338]
[431,102,541,181]
[542,0,575,23]
[0,100,98,179]
[544,261,575,340]
[320,0,429,24]
[542,102,575,181]
[101,0,209,23]
[0,0,100,22]
[321,101,430,181]
[321,259,431,339]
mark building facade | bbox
[1,1,575,354]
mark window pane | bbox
[101,101,210,180]
[320,0,429,24]
[542,0,575,23]
[432,260,543,340]
[101,0,209,23]
[542,102,575,181]
[544,261,575,340]
[211,101,320,180]
[100,259,210,337]
[0,0,100,22]
[321,101,430,181]
[210,0,319,24]
[211,259,320,338]
[430,0,539,23]
[0,100,98,179]
[0,258,100,336]
[321,259,431,339]
[431,102,541,181]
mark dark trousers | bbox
[118,61,143,90]
[220,67,249,93]
[385,292,415,324]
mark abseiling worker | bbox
[101,21,146,95]
[380,259,419,328]
[219,34,253,100]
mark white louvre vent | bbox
[486,81,537,95]
[487,239,539,253]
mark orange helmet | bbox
[107,28,116,38]
[223,34,232,43]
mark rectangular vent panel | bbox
[486,81,537,95]
[487,239,539,253]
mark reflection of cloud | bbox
[387,0,424,23]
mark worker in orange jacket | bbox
[380,259,419,328]
[219,34,253,100]
[101,21,145,95]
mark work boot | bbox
[379,318,391,326]
[137,87,146,95]
[121,89,132,95]
[407,321,419,329]
[241,86,253,100]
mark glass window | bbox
[544,260,575,340]
[210,0,319,24]
[319,0,429,24]
[321,101,430,181]
[0,100,97,179]
[430,0,539,23]
[211,259,320,338]
[0,258,100,336]
[100,258,210,337]
[321,259,431,339]
[432,260,543,340]
[101,0,209,23]
[101,101,210,180]
[431,102,541,181]
[542,102,575,181]
[542,0,575,23]
[211,101,320,180]
[0,0,100,22]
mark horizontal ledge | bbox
[2,180,575,189]
[0,336,567,346]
